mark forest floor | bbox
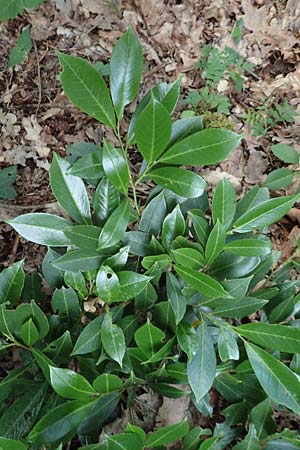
[1,0,300,438]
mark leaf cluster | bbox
[1,28,300,450]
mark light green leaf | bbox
[50,366,95,399]
[107,433,143,450]
[0,260,24,305]
[98,199,131,249]
[101,313,125,367]
[264,168,294,190]
[224,238,272,257]
[272,143,299,164]
[148,167,206,198]
[159,129,241,166]
[102,139,130,194]
[171,247,205,270]
[57,51,115,128]
[135,96,172,163]
[245,342,300,414]
[145,419,189,447]
[110,27,143,119]
[236,323,300,353]
[0,0,23,20]
[93,374,123,394]
[212,178,236,230]
[68,151,104,179]
[187,323,216,402]
[204,220,226,266]
[8,26,32,68]
[50,153,91,224]
[162,205,185,249]
[175,266,231,298]
[233,195,298,233]
[0,438,27,450]
[72,315,103,355]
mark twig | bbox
[33,39,42,114]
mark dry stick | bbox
[33,39,42,114]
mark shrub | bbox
[1,28,300,449]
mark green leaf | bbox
[0,383,48,439]
[143,336,176,364]
[44,330,73,363]
[177,321,199,360]
[50,153,91,224]
[171,247,205,270]
[188,211,210,248]
[57,51,115,128]
[159,129,241,166]
[232,424,260,450]
[102,139,130,195]
[103,246,130,270]
[213,296,268,318]
[236,323,300,353]
[148,167,206,198]
[93,177,120,226]
[126,423,146,443]
[64,225,101,251]
[140,191,167,235]
[187,323,216,402]
[204,220,226,266]
[235,186,269,219]
[0,0,23,20]
[233,195,298,233]
[28,398,96,445]
[162,205,185,249]
[142,254,171,270]
[212,178,236,230]
[264,168,294,190]
[249,398,276,439]
[52,249,103,272]
[245,342,300,414]
[218,328,239,362]
[110,27,143,120]
[101,313,125,367]
[93,374,123,394]
[199,437,220,449]
[167,116,204,149]
[145,419,189,447]
[135,97,172,163]
[7,213,72,246]
[107,433,143,450]
[68,151,104,179]
[166,272,186,325]
[98,199,131,249]
[51,286,80,323]
[72,315,103,355]
[271,143,299,164]
[8,26,32,68]
[0,166,17,199]
[224,238,272,257]
[64,271,88,298]
[0,260,24,305]
[20,318,39,346]
[134,319,165,357]
[50,367,95,399]
[0,438,27,450]
[175,266,231,298]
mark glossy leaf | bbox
[175,266,231,298]
[50,153,91,224]
[249,398,276,439]
[107,433,143,450]
[64,271,88,298]
[264,168,294,190]
[171,247,205,270]
[102,139,130,194]
[51,286,80,323]
[166,272,186,325]
[218,328,239,362]
[204,220,226,266]
[101,313,125,367]
[110,27,143,119]
[20,318,39,346]
[212,297,268,318]
[64,225,101,251]
[237,323,300,353]
[0,438,27,450]
[224,238,271,257]
[57,51,115,128]
[235,186,269,219]
[232,424,260,450]
[93,177,120,226]
[245,342,300,414]
[134,319,165,358]
[233,195,298,233]
[98,199,131,249]
[135,96,172,163]
[187,323,216,402]
[93,374,123,394]
[162,205,185,249]
[72,315,103,355]
[145,419,189,447]
[52,249,103,272]
[160,129,241,166]
[148,167,206,198]
[167,116,204,149]
[177,321,199,360]
[271,143,299,164]
[140,191,167,235]
[68,151,104,179]
[212,178,236,230]
[50,367,95,399]
[0,260,24,305]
